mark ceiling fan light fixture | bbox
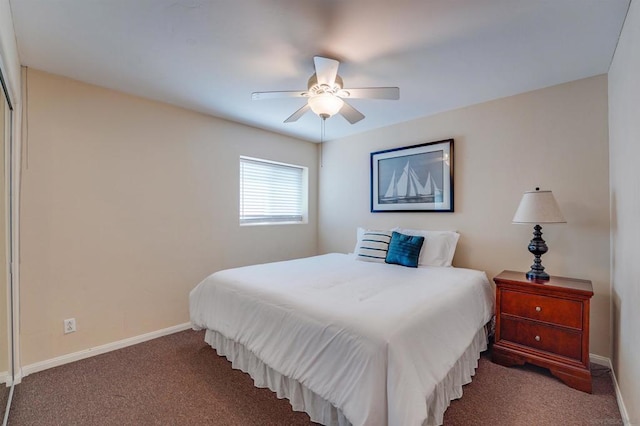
[252,56,398,124]
[308,93,344,119]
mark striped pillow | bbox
[355,230,393,263]
[385,231,425,268]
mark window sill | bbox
[240,221,308,227]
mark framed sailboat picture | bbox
[371,139,454,212]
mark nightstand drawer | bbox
[500,317,582,360]
[501,290,583,329]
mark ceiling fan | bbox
[252,56,399,124]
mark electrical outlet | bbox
[64,318,76,334]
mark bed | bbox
[190,243,494,425]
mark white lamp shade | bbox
[308,93,344,118]
[512,190,566,224]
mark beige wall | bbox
[319,75,611,357]
[609,0,640,422]
[20,69,318,366]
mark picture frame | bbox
[371,139,454,212]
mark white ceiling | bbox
[9,0,630,142]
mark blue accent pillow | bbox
[385,231,425,268]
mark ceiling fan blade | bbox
[284,104,310,123]
[340,87,400,100]
[313,56,339,87]
[252,91,307,100]
[339,101,365,124]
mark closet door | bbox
[0,70,11,422]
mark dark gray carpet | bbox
[443,352,621,425]
[7,330,622,425]
[0,385,8,421]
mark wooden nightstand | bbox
[492,270,594,393]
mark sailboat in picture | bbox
[381,161,442,203]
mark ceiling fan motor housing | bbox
[307,74,344,96]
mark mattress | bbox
[190,253,494,425]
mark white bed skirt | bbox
[203,326,488,426]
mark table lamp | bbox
[512,188,566,281]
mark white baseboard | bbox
[0,371,8,386]
[21,322,193,378]
[11,370,20,386]
[589,353,612,367]
[589,353,631,425]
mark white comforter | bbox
[190,253,494,426]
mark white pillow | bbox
[354,228,393,263]
[353,227,366,254]
[392,227,459,267]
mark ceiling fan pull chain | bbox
[320,118,325,168]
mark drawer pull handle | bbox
[535,335,541,342]
[535,306,542,312]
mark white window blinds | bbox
[239,157,306,225]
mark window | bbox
[239,156,307,225]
